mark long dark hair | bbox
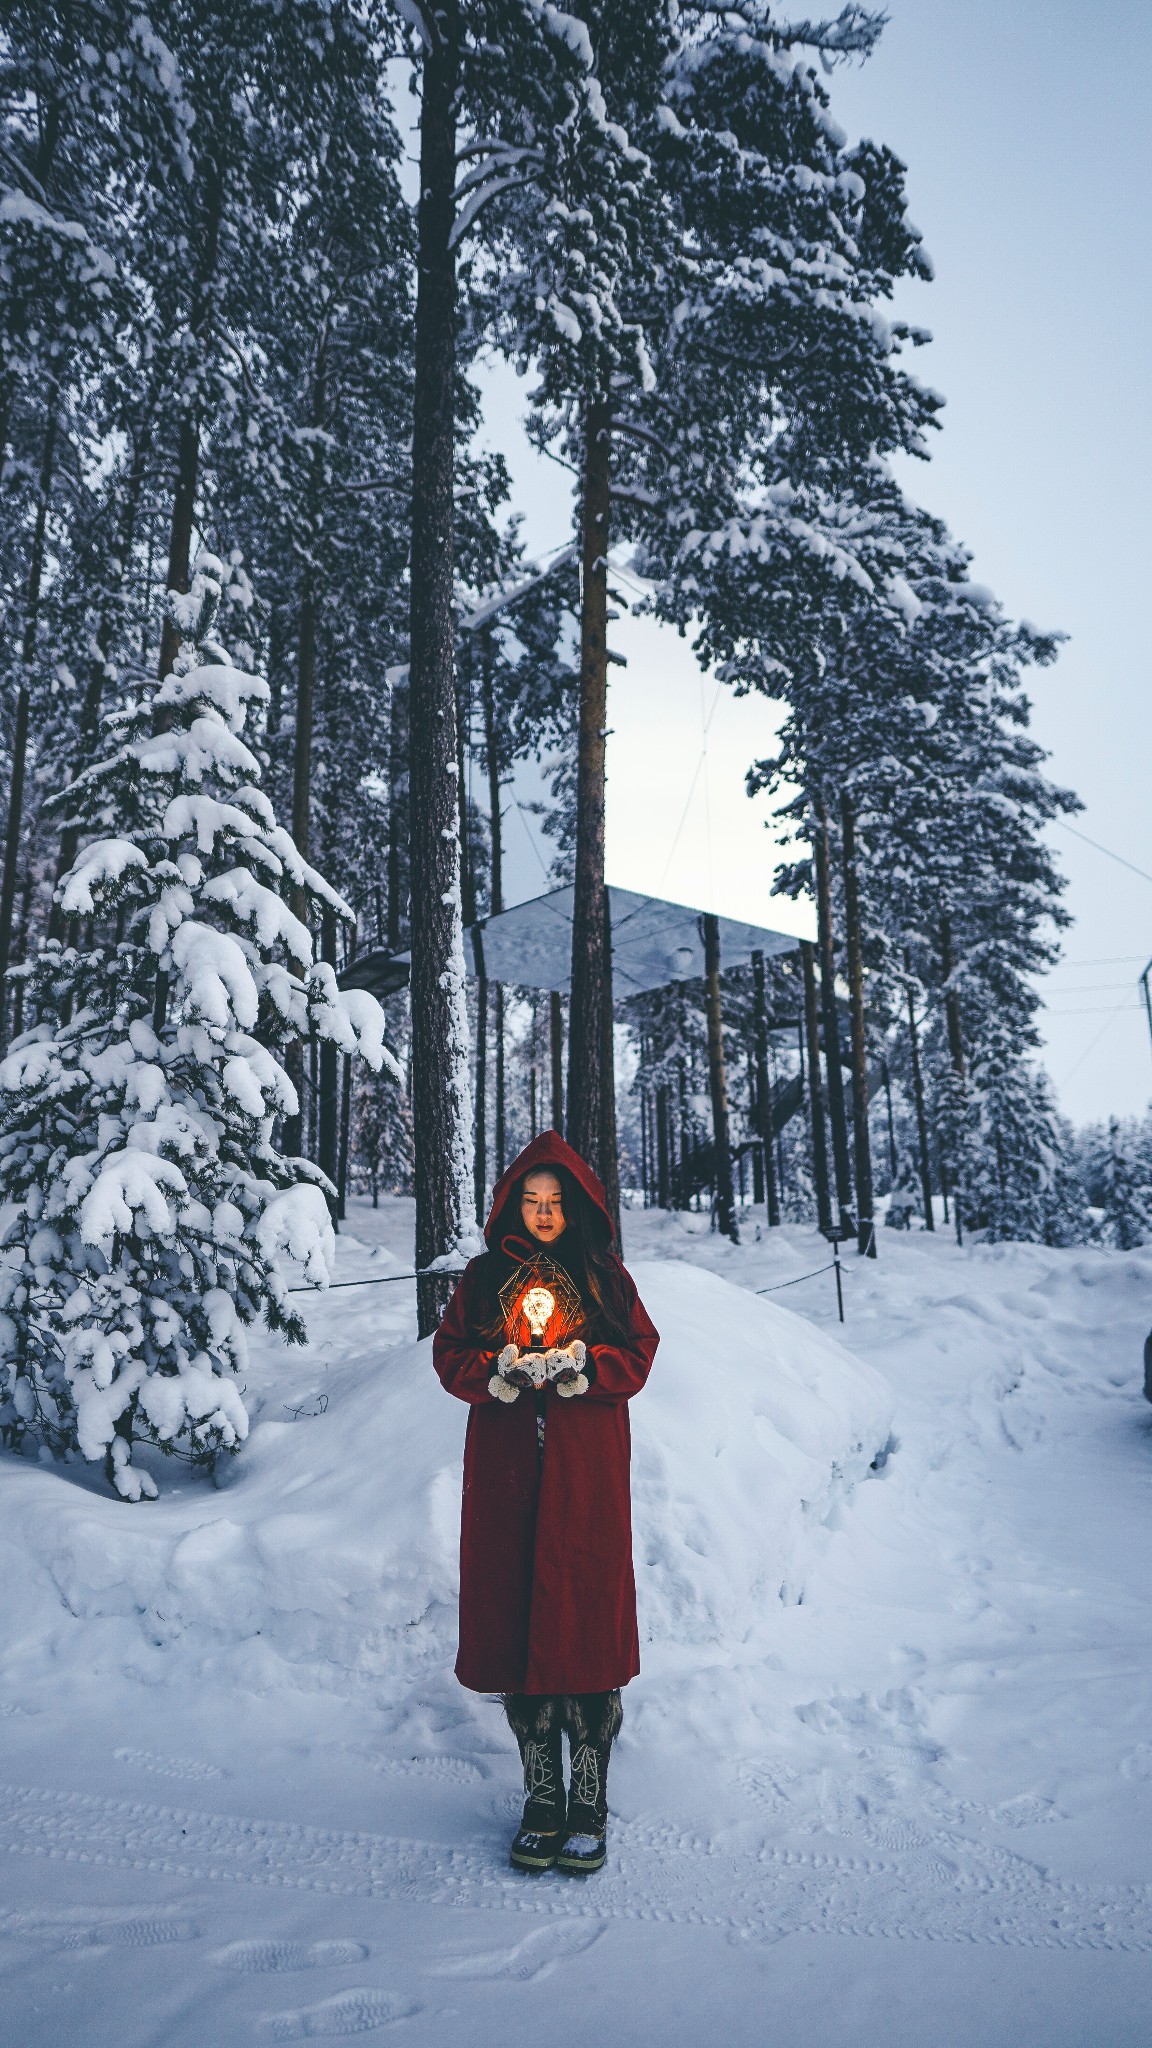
[468,1164,631,1346]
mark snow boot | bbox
[557,1691,622,1876]
[504,1694,566,1872]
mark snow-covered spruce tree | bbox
[0,556,393,1500]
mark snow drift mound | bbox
[0,1262,893,1706]
[628,1260,894,1643]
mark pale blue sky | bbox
[477,0,1152,1125]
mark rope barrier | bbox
[288,1226,878,1320]
[754,1262,836,1294]
[286,1266,448,1295]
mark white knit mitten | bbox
[549,1340,589,1398]
[490,1343,522,1403]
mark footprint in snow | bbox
[433,1919,604,1982]
[3,1910,199,1951]
[213,1939,369,1973]
[114,1744,225,1782]
[263,1988,418,2038]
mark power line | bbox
[1057,989,1135,1089]
[1054,819,1152,889]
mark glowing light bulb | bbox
[521,1286,556,1346]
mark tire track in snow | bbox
[2,1781,1150,1953]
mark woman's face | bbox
[520,1171,566,1244]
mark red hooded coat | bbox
[432,1132,659,1695]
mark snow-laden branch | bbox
[459,546,578,632]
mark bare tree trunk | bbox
[812,793,854,1232]
[599,886,621,1236]
[50,389,159,939]
[840,792,876,1258]
[656,1085,670,1208]
[0,404,58,1014]
[550,989,564,1133]
[939,912,966,1246]
[317,906,339,1193]
[409,19,474,1334]
[156,162,226,681]
[752,948,781,1226]
[800,938,833,1234]
[474,958,488,1218]
[386,674,407,951]
[494,984,506,1178]
[703,912,738,1242]
[904,954,935,1230]
[567,392,613,1182]
[480,630,505,1181]
[281,586,317,1162]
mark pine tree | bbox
[0,555,393,1499]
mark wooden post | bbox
[752,948,781,1226]
[812,794,854,1232]
[702,912,739,1242]
[840,792,876,1258]
[800,939,833,1235]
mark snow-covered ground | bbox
[2,1196,1151,2044]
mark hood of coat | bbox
[483,1130,613,1252]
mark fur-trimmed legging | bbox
[502,1689,623,1750]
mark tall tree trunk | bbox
[317,906,339,1193]
[599,887,621,1235]
[473,963,488,1217]
[939,913,966,1246]
[904,954,935,1232]
[800,939,833,1234]
[812,793,854,1232]
[550,989,564,1133]
[50,389,159,939]
[282,585,317,1161]
[336,931,357,1223]
[703,911,738,1242]
[386,673,407,951]
[0,404,58,1011]
[940,913,967,1082]
[752,948,781,1226]
[881,1057,898,1178]
[409,21,474,1334]
[480,630,505,1181]
[0,91,65,477]
[656,1084,670,1207]
[840,792,876,1258]
[567,392,613,1181]
[156,161,226,681]
[494,984,506,1178]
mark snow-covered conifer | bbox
[0,555,393,1499]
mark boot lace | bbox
[523,1738,558,1805]
[570,1742,601,1810]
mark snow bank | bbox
[0,1263,892,1713]
[629,1261,894,1645]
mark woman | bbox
[433,1130,659,1875]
